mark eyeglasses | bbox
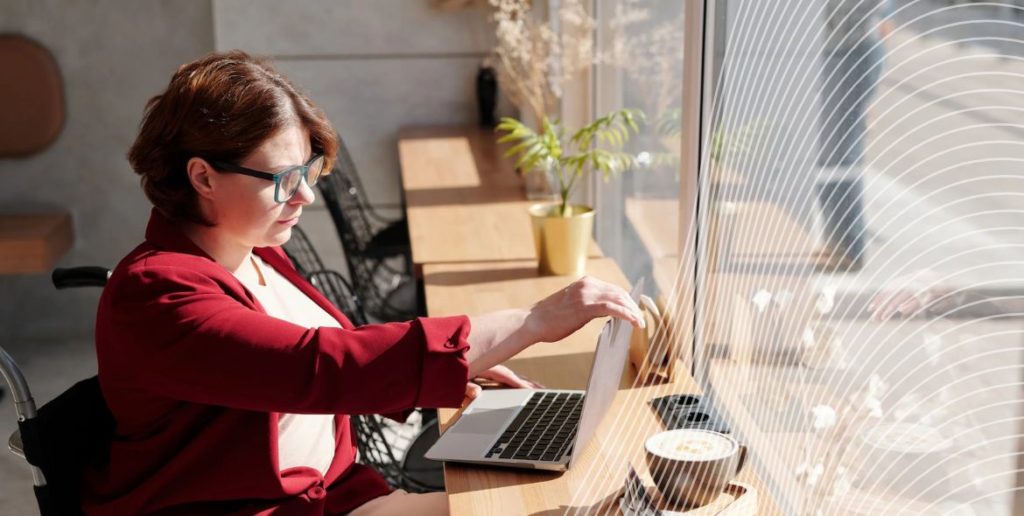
[210,153,326,203]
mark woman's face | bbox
[206,123,315,249]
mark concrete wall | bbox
[0,0,215,343]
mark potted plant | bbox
[497,109,643,275]
[487,0,606,200]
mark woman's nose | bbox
[289,176,316,206]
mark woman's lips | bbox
[278,216,300,226]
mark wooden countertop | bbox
[398,126,600,270]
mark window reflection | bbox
[699,1,1024,514]
[595,0,685,292]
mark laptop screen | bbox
[568,281,642,466]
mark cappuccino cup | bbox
[645,429,747,508]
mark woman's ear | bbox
[186,157,217,200]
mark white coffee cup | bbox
[644,429,747,508]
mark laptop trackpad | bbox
[453,407,517,435]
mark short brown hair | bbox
[128,50,338,225]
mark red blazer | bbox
[82,209,471,515]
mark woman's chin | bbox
[264,227,293,247]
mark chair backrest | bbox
[318,174,391,315]
[348,413,418,490]
[306,269,369,327]
[334,136,395,221]
[281,225,327,278]
[320,140,379,253]
[20,376,114,516]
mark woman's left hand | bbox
[475,364,544,389]
[463,382,482,405]
[526,275,645,345]
[465,276,644,378]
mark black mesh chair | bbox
[281,225,327,278]
[304,269,367,326]
[3,266,113,516]
[319,169,420,322]
[325,138,410,268]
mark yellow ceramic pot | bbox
[528,203,594,276]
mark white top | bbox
[235,254,339,476]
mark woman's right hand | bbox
[869,270,952,320]
[525,275,645,344]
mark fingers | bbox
[530,277,647,345]
[869,270,947,321]
[503,377,533,388]
[464,382,482,404]
[483,365,534,388]
[870,290,908,320]
[615,291,646,328]
[871,290,929,321]
[592,299,645,329]
[588,292,645,329]
[576,276,645,329]
[486,364,545,388]
[898,296,924,315]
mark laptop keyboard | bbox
[485,391,584,462]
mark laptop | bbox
[425,282,642,472]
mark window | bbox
[592,0,688,299]
[697,0,1024,513]
[594,0,1024,513]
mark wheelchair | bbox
[1,266,112,516]
[2,262,443,515]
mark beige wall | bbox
[0,0,215,341]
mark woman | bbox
[870,269,1024,321]
[83,51,644,515]
[813,0,891,273]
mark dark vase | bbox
[476,65,498,127]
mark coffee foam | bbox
[648,429,736,461]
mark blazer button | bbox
[307,485,326,500]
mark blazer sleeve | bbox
[98,264,470,415]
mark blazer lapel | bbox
[142,209,354,329]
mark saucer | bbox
[618,495,686,516]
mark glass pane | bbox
[701,1,1024,514]
[594,0,686,304]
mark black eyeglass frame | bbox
[210,153,326,203]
